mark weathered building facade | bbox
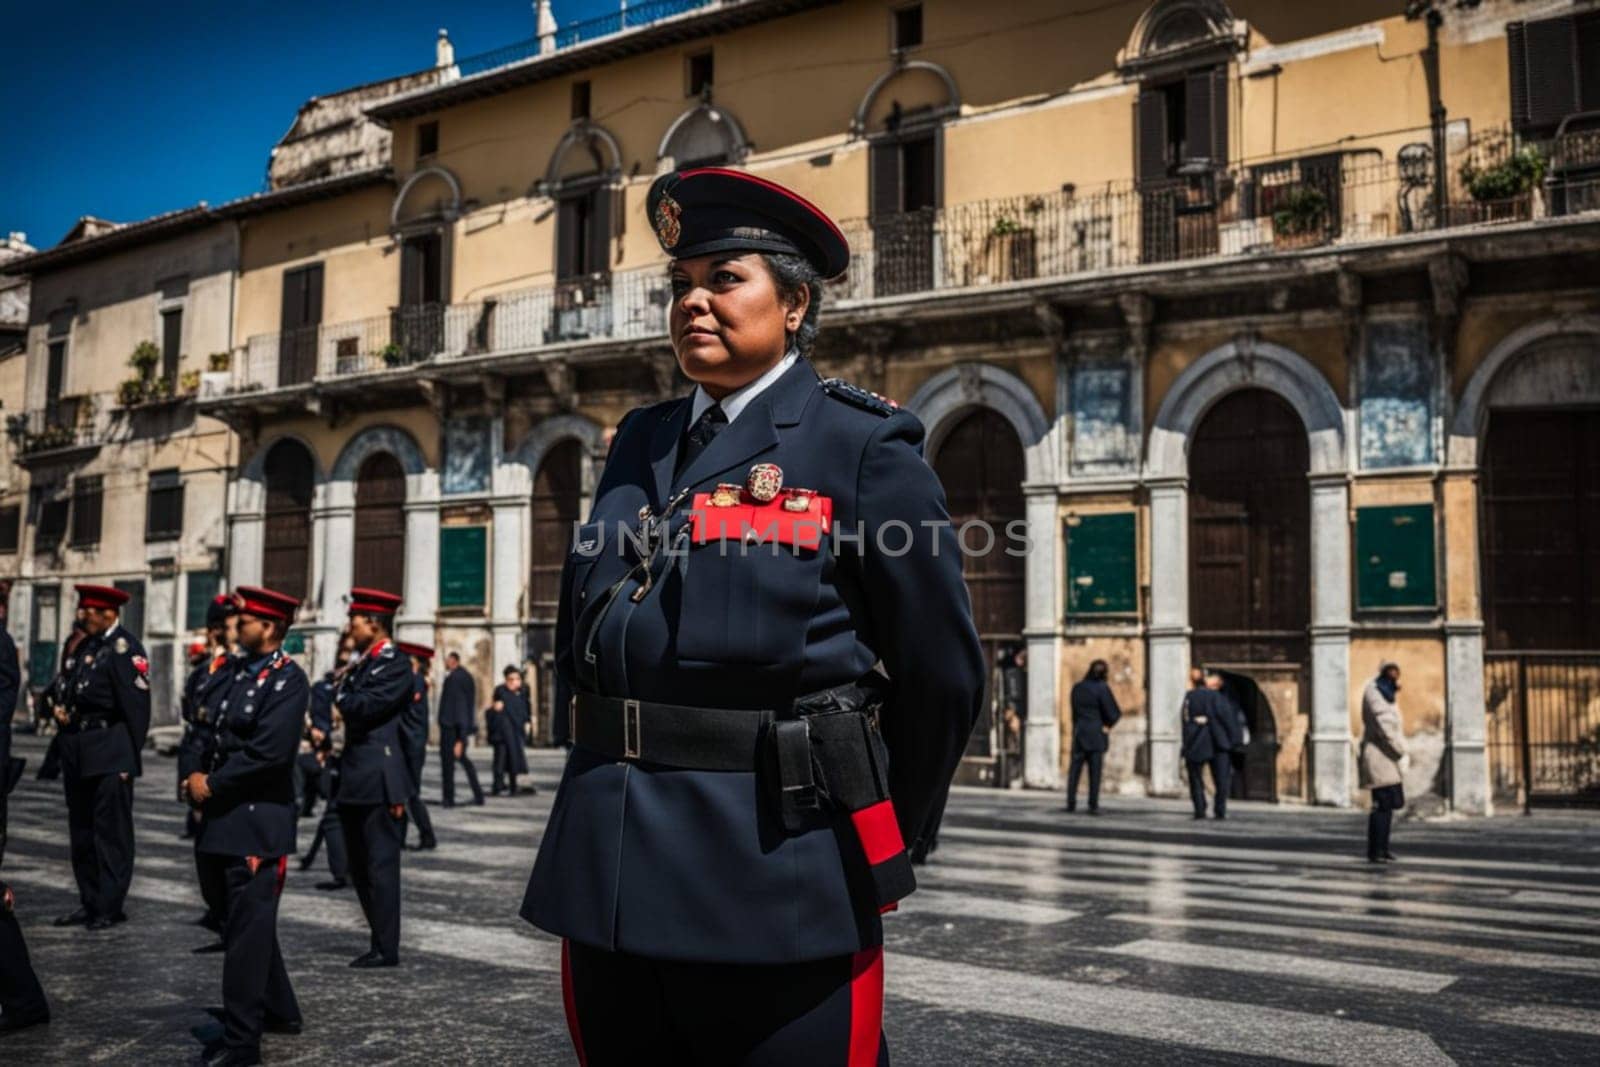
[20,0,1600,808]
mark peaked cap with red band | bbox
[348,587,403,617]
[232,585,300,622]
[396,641,435,661]
[646,167,850,280]
[75,584,130,610]
[206,592,239,628]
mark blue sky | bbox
[1,1,620,250]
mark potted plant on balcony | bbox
[1458,145,1545,223]
[1272,184,1330,250]
[179,369,202,396]
[980,208,1039,284]
[129,340,161,378]
[118,377,147,407]
[208,351,231,372]
[380,342,405,368]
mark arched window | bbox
[529,439,584,621]
[659,104,748,169]
[262,439,315,603]
[353,451,407,596]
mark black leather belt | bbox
[572,693,771,771]
[65,718,113,734]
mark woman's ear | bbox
[785,284,811,332]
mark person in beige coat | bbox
[1359,661,1409,863]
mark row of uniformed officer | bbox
[53,584,151,930]
[1,579,49,1033]
[333,588,414,967]
[181,594,242,942]
[183,586,307,1066]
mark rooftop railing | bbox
[455,0,715,79]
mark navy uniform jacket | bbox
[0,626,17,779]
[59,624,152,780]
[1068,679,1122,754]
[400,671,430,756]
[197,648,309,858]
[333,640,416,805]
[179,652,235,781]
[1181,689,1239,762]
[523,358,985,965]
[437,667,476,734]
[308,674,335,739]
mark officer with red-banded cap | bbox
[53,583,151,931]
[522,167,984,1063]
[393,642,437,850]
[183,586,307,1066]
[334,587,414,968]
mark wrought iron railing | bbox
[455,0,714,78]
[1485,651,1600,810]
[7,392,120,456]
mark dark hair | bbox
[1086,659,1109,682]
[503,664,521,677]
[760,252,824,358]
[446,651,460,662]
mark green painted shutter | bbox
[1066,512,1138,616]
[1355,504,1437,610]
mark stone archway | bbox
[1145,338,1351,805]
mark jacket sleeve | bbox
[111,641,153,758]
[1099,683,1122,729]
[309,684,333,734]
[338,654,414,728]
[207,669,310,805]
[853,410,985,850]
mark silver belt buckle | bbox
[622,699,641,760]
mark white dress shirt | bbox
[688,351,798,427]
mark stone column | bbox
[1442,469,1489,813]
[227,477,265,587]
[312,481,354,671]
[1022,486,1061,789]
[395,470,441,647]
[1145,477,1189,797]
[1308,473,1353,806]
[489,455,531,672]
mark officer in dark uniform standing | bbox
[523,167,984,1063]
[1065,659,1122,815]
[0,578,49,1034]
[299,637,351,890]
[436,652,484,807]
[395,642,437,850]
[36,616,89,783]
[181,594,240,940]
[53,584,151,930]
[184,586,307,1066]
[333,588,414,967]
[1181,667,1239,819]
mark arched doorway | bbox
[932,408,1026,784]
[1189,389,1309,801]
[262,439,315,604]
[353,452,406,595]
[528,439,584,740]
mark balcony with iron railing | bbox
[453,0,716,78]
[6,392,121,461]
[211,126,1600,402]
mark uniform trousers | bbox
[1065,747,1104,811]
[303,768,348,880]
[401,743,435,845]
[196,854,299,1058]
[64,772,134,918]
[338,803,403,961]
[195,835,230,927]
[1186,754,1232,818]
[0,887,49,1024]
[562,939,889,1067]
[439,727,483,805]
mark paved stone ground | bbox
[2,734,1598,1065]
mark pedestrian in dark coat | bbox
[436,653,484,807]
[395,643,437,850]
[524,167,984,1064]
[1182,668,1240,819]
[333,589,414,967]
[184,587,307,1066]
[1360,661,1409,864]
[53,585,151,930]
[0,580,50,1034]
[489,666,531,796]
[1065,659,1122,814]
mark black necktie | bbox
[677,402,727,476]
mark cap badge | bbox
[746,463,783,503]
[654,191,683,249]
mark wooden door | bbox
[528,439,584,739]
[353,452,407,596]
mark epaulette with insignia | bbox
[819,378,899,417]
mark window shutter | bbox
[400,240,424,305]
[1524,15,1578,131]
[1578,12,1600,111]
[1136,90,1169,185]
[161,308,182,383]
[305,264,324,326]
[586,186,612,277]
[556,198,581,280]
[870,140,903,218]
[1184,69,1214,166]
[1507,22,1531,131]
[1209,66,1229,164]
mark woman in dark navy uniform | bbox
[522,168,984,1065]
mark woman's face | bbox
[669,253,806,397]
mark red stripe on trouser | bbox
[274,855,288,896]
[561,939,589,1066]
[850,800,904,866]
[848,946,884,1067]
